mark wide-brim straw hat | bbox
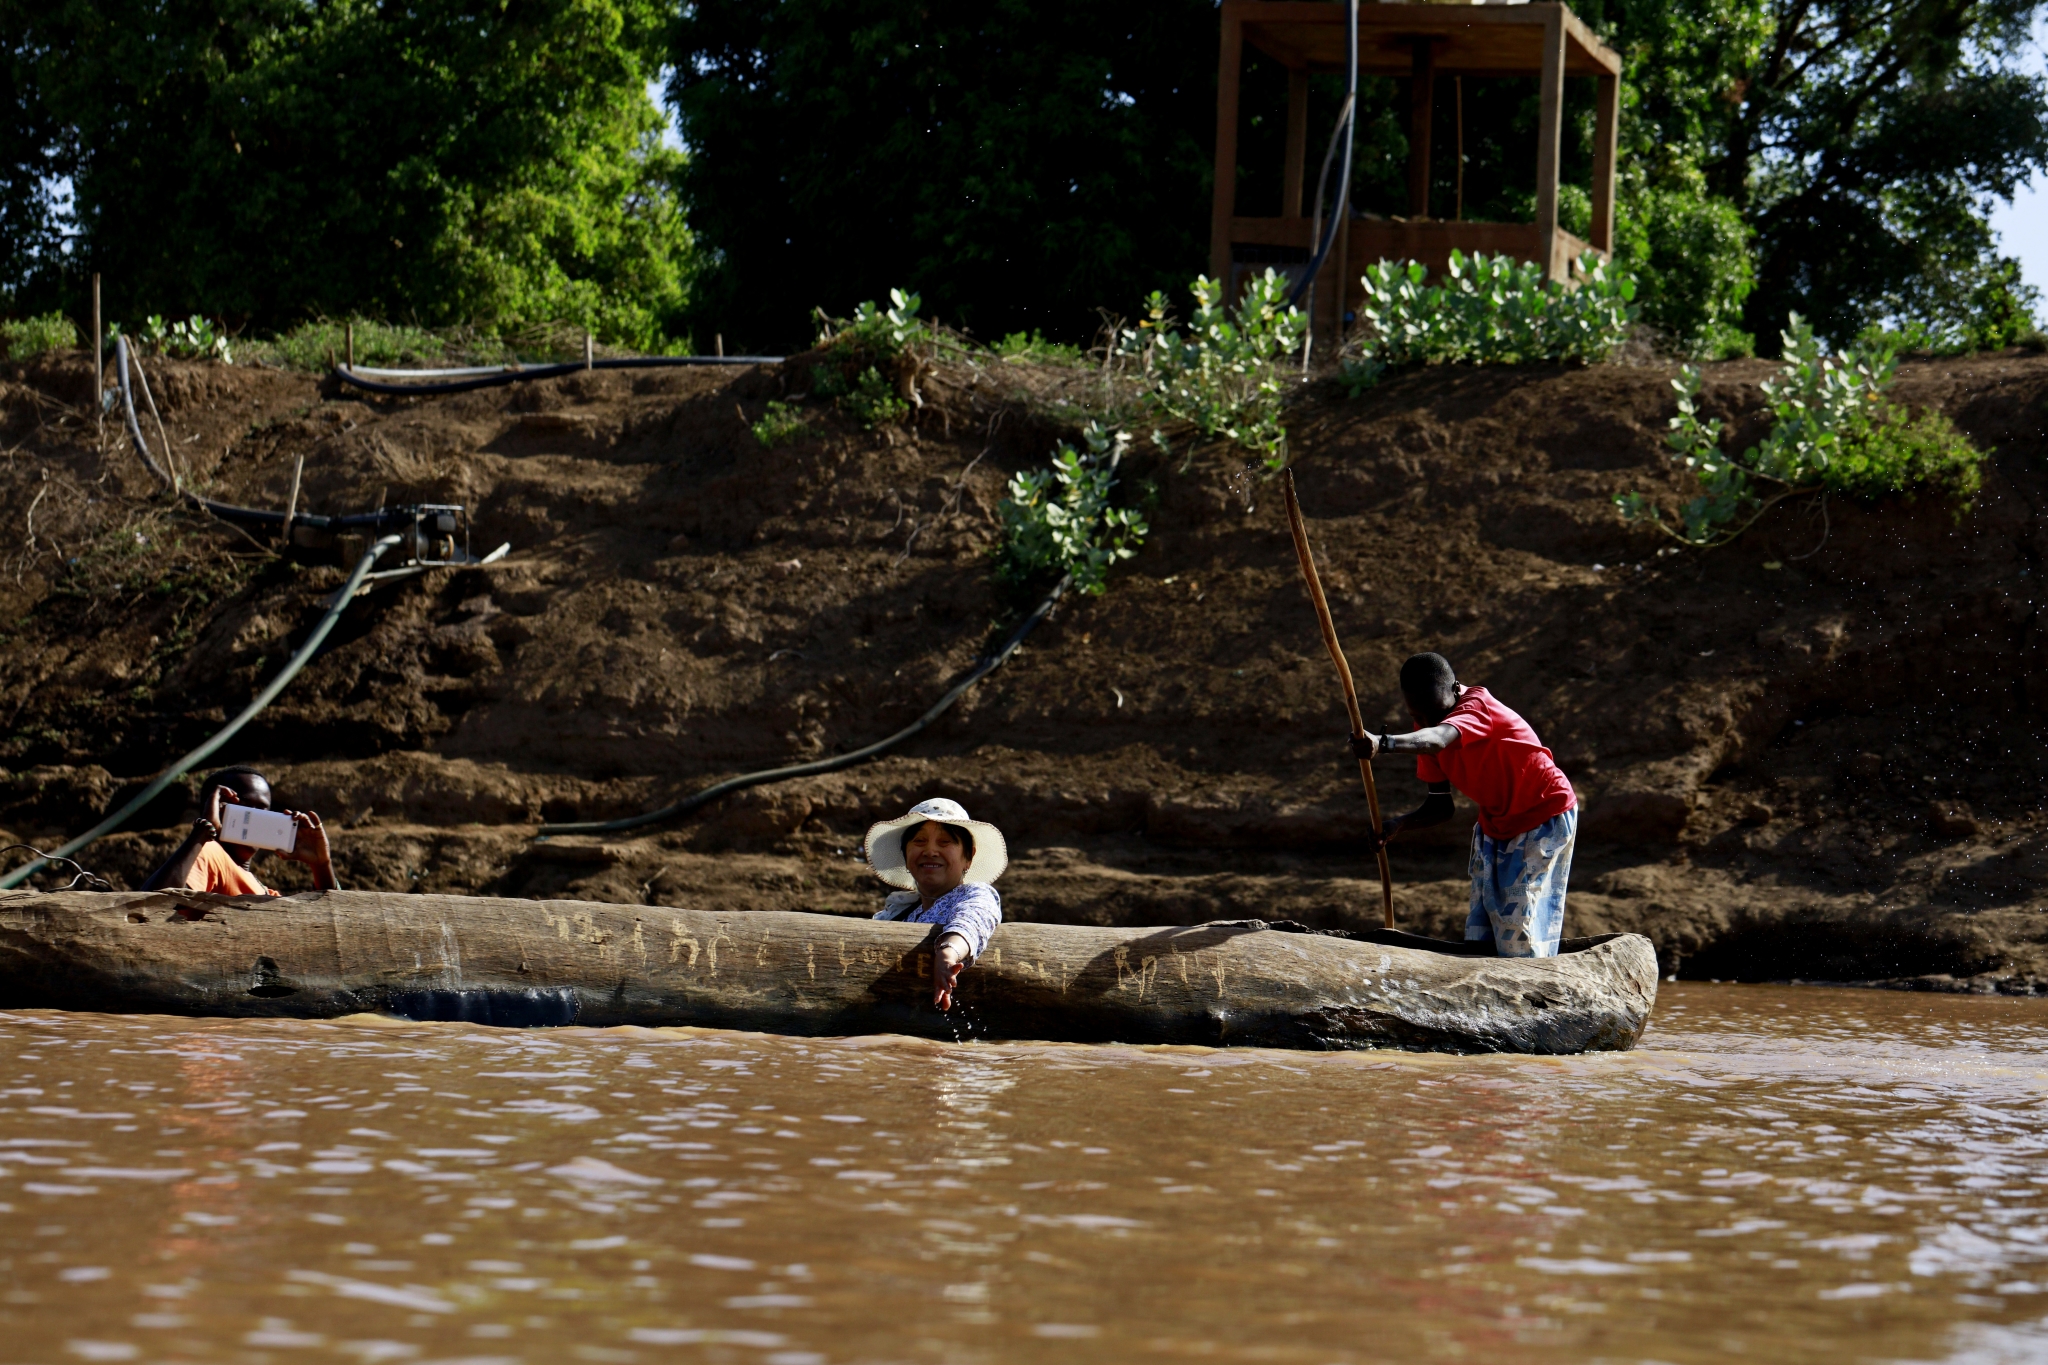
[865,798,1008,890]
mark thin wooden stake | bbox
[715,332,725,358]
[283,453,304,550]
[345,321,355,371]
[1282,468,1394,928]
[91,274,103,454]
[584,329,594,370]
[131,354,178,493]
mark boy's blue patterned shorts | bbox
[1465,807,1577,958]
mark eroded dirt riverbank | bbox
[1,347,2044,986]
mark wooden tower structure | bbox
[1210,1,1621,327]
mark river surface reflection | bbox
[1,985,2046,1363]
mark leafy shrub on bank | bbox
[1615,314,1983,546]
[997,422,1149,596]
[0,312,76,361]
[750,400,810,447]
[1343,251,1637,390]
[995,330,1084,365]
[813,288,934,428]
[139,315,232,363]
[1126,269,1308,466]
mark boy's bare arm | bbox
[1349,724,1462,761]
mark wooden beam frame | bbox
[1590,72,1619,254]
[1284,69,1309,219]
[1210,9,1244,282]
[1408,39,1436,220]
[1533,6,1566,281]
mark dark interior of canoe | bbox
[1284,925,1629,958]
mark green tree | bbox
[669,0,1217,352]
[0,0,692,346]
[1594,0,2048,349]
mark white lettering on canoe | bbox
[705,931,733,975]
[630,920,647,963]
[1111,946,1160,1000]
[806,941,816,981]
[1210,955,1227,997]
[670,922,700,968]
[543,909,608,949]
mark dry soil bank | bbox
[2,346,2043,990]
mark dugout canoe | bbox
[0,890,1658,1054]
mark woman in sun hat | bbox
[865,797,1007,1011]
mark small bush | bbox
[0,312,77,361]
[816,364,909,428]
[1353,250,1637,372]
[807,288,938,429]
[140,314,232,363]
[995,330,1083,365]
[750,399,810,447]
[245,319,458,371]
[1616,313,1985,546]
[997,422,1149,596]
[1126,270,1308,466]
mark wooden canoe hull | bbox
[0,890,1659,1054]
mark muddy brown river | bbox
[0,985,2044,1363]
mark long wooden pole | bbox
[1282,468,1394,928]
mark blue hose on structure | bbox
[1287,0,1361,311]
[0,534,404,890]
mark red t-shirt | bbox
[1415,686,1575,841]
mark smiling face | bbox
[901,821,969,901]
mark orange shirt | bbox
[184,841,278,897]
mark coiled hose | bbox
[0,534,404,890]
[1287,0,1361,312]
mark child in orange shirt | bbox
[140,765,337,895]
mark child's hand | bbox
[1349,732,1381,762]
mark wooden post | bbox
[715,333,724,358]
[91,274,102,454]
[1408,39,1436,220]
[345,320,355,371]
[1283,68,1309,219]
[583,328,594,370]
[283,454,304,550]
[1454,77,1465,222]
[1209,3,1244,284]
[1591,72,1620,256]
[1535,6,1567,280]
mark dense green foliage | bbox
[0,0,690,345]
[670,0,1216,352]
[1617,315,1984,545]
[0,310,73,360]
[1593,0,2047,351]
[1125,270,1308,466]
[675,0,2047,357]
[997,423,1150,596]
[1347,252,1637,382]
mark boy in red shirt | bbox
[1350,653,1577,957]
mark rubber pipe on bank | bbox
[334,354,784,398]
[536,574,1071,838]
[0,534,405,891]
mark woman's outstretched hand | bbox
[933,934,970,1010]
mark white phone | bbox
[217,805,298,854]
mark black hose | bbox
[334,354,783,398]
[0,534,404,890]
[116,337,441,533]
[536,576,1071,838]
[1286,0,1361,311]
